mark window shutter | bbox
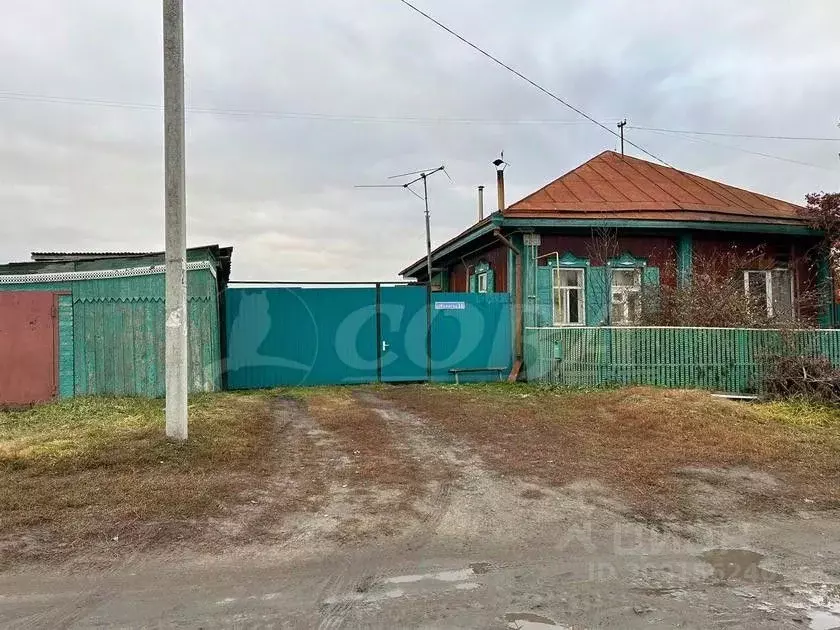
[485,268,495,293]
[468,273,477,293]
[537,266,553,326]
[642,266,660,289]
[585,266,608,326]
[641,266,660,320]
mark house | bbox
[0,245,231,405]
[400,151,831,374]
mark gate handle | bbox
[382,340,390,353]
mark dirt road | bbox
[2,388,840,628]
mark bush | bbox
[761,355,840,403]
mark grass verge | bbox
[377,384,840,517]
[0,391,276,568]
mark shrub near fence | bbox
[524,327,840,394]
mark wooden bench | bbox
[449,367,507,384]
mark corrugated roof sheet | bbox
[31,245,233,262]
[506,150,807,222]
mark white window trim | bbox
[610,267,642,325]
[743,268,794,318]
[552,267,586,327]
[476,271,488,294]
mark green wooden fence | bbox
[524,326,840,393]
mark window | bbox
[611,268,642,325]
[476,271,488,294]
[553,268,585,325]
[743,269,793,319]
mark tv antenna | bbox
[356,165,452,284]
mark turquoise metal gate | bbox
[224,285,512,388]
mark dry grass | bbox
[303,388,423,496]
[0,391,277,568]
[377,384,840,518]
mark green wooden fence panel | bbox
[525,326,840,394]
[1,268,221,397]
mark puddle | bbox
[808,609,840,630]
[385,563,493,585]
[700,549,782,583]
[504,612,567,629]
[788,585,840,630]
[323,588,405,605]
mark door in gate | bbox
[0,292,57,406]
[379,285,428,382]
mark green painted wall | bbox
[0,266,221,398]
[585,267,609,326]
[57,294,74,398]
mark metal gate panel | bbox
[0,292,57,405]
[225,287,379,387]
[431,292,512,382]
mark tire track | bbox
[317,389,478,628]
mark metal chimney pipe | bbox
[477,185,485,221]
[493,158,506,212]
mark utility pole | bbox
[421,173,433,284]
[617,119,627,157]
[163,0,188,441]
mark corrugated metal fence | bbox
[225,287,512,388]
[525,326,840,393]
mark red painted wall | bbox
[692,233,820,295]
[537,233,678,286]
[448,243,509,293]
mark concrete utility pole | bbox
[163,0,188,440]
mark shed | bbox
[0,245,231,404]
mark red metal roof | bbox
[505,150,806,223]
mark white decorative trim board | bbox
[0,260,216,284]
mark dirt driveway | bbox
[3,385,840,629]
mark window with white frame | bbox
[611,268,642,325]
[476,271,488,294]
[553,267,585,325]
[743,269,793,319]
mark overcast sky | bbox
[1,1,838,280]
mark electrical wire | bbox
[636,128,837,171]
[2,90,837,147]
[628,125,840,143]
[0,90,605,126]
[395,0,673,167]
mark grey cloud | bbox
[0,0,838,280]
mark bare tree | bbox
[586,226,621,325]
[641,244,819,329]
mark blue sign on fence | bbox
[435,301,466,310]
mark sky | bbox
[0,0,838,281]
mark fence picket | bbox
[525,326,840,394]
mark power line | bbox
[0,90,608,126]
[629,125,840,143]
[2,89,839,147]
[637,127,836,171]
[395,0,673,167]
